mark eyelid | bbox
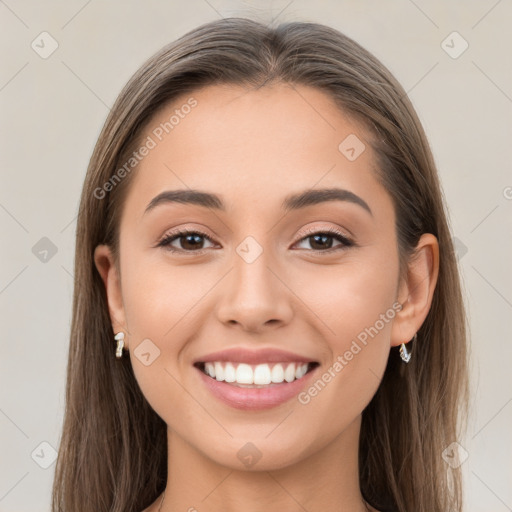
[293,226,354,251]
[297,225,352,241]
[156,228,215,251]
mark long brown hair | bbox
[52,17,469,512]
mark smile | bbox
[194,360,319,411]
[196,361,317,387]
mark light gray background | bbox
[1,1,511,511]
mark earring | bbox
[115,332,125,359]
[399,333,417,363]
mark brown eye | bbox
[158,230,215,252]
[295,228,353,252]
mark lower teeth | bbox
[227,381,284,388]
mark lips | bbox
[193,347,319,410]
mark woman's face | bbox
[97,83,413,470]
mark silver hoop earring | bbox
[115,332,125,359]
[399,333,417,363]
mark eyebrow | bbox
[144,187,372,216]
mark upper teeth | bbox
[203,362,309,385]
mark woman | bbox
[52,17,469,512]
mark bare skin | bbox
[95,83,439,512]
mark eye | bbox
[294,227,354,252]
[157,229,216,253]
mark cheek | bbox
[121,250,211,340]
[296,248,399,347]
[291,250,399,419]
[119,250,220,415]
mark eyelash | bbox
[157,227,354,254]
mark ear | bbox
[93,244,129,348]
[390,233,440,347]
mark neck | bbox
[160,415,370,512]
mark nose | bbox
[215,246,294,333]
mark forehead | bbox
[122,83,391,219]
